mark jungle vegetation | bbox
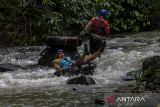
[0,0,159,45]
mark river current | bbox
[0,31,160,107]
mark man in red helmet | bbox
[84,9,110,54]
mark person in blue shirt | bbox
[53,49,100,75]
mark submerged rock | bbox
[133,39,147,43]
[133,39,153,45]
[94,98,105,105]
[0,63,24,72]
[107,45,128,50]
[66,75,96,85]
[109,34,125,38]
[121,70,139,81]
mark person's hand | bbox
[57,68,65,76]
[54,65,65,76]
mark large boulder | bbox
[118,56,160,93]
[142,56,160,79]
[142,56,160,91]
[66,75,96,85]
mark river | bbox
[0,31,160,107]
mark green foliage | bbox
[150,0,160,29]
[57,0,96,33]
[134,70,144,83]
[0,0,59,45]
[97,0,152,32]
[0,0,157,46]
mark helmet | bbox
[56,49,64,54]
[99,9,108,16]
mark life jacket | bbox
[90,17,106,36]
[59,57,73,70]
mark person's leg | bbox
[74,49,100,65]
[89,37,95,54]
[90,36,102,54]
[74,54,86,65]
[101,40,106,52]
[83,49,100,63]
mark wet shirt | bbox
[54,57,73,70]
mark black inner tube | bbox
[53,63,96,77]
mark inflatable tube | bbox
[44,36,82,48]
[53,63,96,76]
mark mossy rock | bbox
[142,56,160,80]
[136,56,160,91]
[142,56,160,71]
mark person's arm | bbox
[85,17,96,33]
[53,62,64,75]
[83,49,100,63]
[104,20,110,37]
[85,21,92,33]
[74,54,86,65]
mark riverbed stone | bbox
[0,63,24,72]
[66,75,96,85]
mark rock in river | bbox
[66,75,96,85]
[142,56,160,91]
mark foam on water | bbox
[0,68,70,90]
[0,33,160,90]
[93,38,160,85]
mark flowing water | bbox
[0,31,160,107]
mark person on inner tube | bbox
[53,49,100,75]
[84,9,111,53]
